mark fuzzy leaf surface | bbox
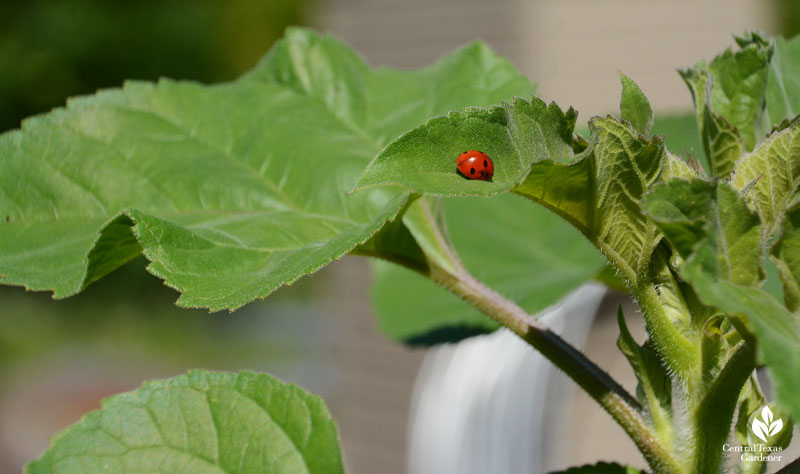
[26,371,344,474]
[679,65,744,177]
[641,179,763,286]
[619,73,653,135]
[354,97,578,196]
[617,308,672,432]
[516,116,690,286]
[680,35,771,176]
[730,118,800,240]
[0,28,534,310]
[702,104,745,178]
[683,36,772,151]
[644,171,800,423]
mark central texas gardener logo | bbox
[751,406,783,443]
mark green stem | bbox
[634,283,700,383]
[690,341,756,474]
[428,263,684,474]
[367,197,682,473]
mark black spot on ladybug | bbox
[484,160,488,167]
[470,167,475,175]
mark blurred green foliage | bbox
[0,0,307,132]
[0,257,323,370]
[777,0,800,39]
[0,0,309,367]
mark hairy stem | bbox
[368,197,683,473]
[428,263,684,474]
[690,341,756,474]
[634,283,700,384]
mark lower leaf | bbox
[26,370,345,474]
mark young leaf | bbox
[730,117,800,240]
[0,28,534,311]
[26,371,344,474]
[641,179,763,286]
[679,66,746,177]
[680,34,772,178]
[617,307,673,441]
[703,104,745,178]
[644,172,800,423]
[372,194,604,344]
[681,35,772,151]
[619,73,653,135]
[735,378,766,446]
[766,35,800,126]
[353,97,578,196]
[516,116,682,286]
[680,65,711,143]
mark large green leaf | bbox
[0,28,534,311]
[371,193,604,344]
[730,118,800,240]
[26,370,344,474]
[766,35,800,126]
[357,95,694,287]
[354,96,578,196]
[246,28,534,148]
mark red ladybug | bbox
[457,150,494,181]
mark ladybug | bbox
[456,150,494,181]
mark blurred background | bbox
[1,0,799,473]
